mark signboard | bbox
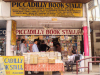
[11,2,83,17]
[16,29,82,35]
[0,28,6,36]
[11,20,16,45]
[1,56,24,75]
[0,57,6,75]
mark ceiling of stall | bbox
[0,20,100,30]
[16,19,83,29]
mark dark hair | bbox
[41,40,44,43]
[72,50,76,54]
[21,39,25,43]
[34,39,38,42]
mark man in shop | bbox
[65,50,76,71]
[39,40,50,52]
[32,39,39,52]
[56,42,61,52]
[20,39,27,55]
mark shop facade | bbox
[0,0,92,72]
[16,29,82,55]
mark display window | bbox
[16,35,82,56]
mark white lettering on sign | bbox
[16,29,82,35]
[0,30,6,35]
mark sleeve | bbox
[24,44,27,52]
[46,45,50,50]
[39,45,41,51]
[20,44,24,53]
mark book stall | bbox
[23,52,64,75]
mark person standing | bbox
[32,39,39,52]
[20,39,27,55]
[39,40,50,52]
[56,42,61,52]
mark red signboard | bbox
[16,29,81,35]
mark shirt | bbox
[68,54,76,63]
[32,44,39,52]
[20,43,27,53]
[39,44,50,51]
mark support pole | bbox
[6,20,13,56]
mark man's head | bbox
[72,50,76,54]
[21,39,25,43]
[34,39,38,44]
[41,40,45,44]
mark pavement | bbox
[25,64,100,75]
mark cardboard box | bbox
[30,54,33,64]
[58,56,61,60]
[46,52,50,54]
[46,54,50,58]
[55,52,58,56]
[38,57,48,63]
[49,52,55,55]
[49,55,55,58]
[41,54,47,57]
[44,72,52,75]
[48,58,55,64]
[23,53,28,61]
[40,52,45,54]
[30,54,38,64]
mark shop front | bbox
[0,20,6,56]
[0,0,92,73]
[16,29,82,56]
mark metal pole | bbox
[86,3,92,71]
[76,61,78,74]
[99,63,100,73]
[88,62,89,74]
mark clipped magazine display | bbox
[0,57,6,75]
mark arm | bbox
[20,44,24,53]
[23,44,27,52]
[46,45,50,50]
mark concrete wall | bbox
[93,30,100,56]
[0,1,10,17]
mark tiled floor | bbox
[25,64,100,75]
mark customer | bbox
[32,39,39,52]
[56,42,61,52]
[39,40,50,52]
[65,50,76,71]
[20,39,27,55]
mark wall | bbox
[93,30,100,56]
[0,1,10,17]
